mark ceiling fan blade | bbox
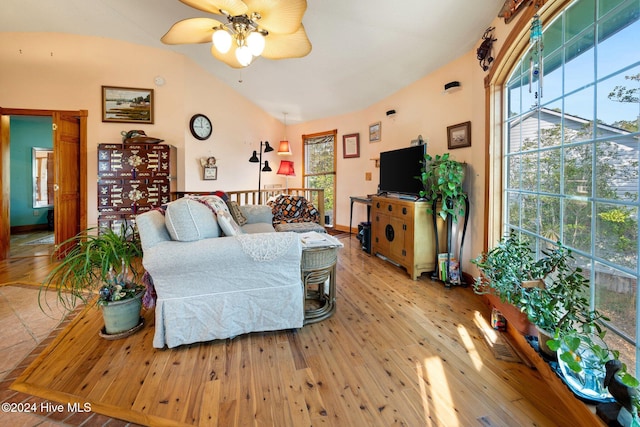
[210,44,245,68]
[262,25,311,59]
[179,0,248,16]
[161,17,224,44]
[244,0,307,34]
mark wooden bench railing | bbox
[174,188,326,226]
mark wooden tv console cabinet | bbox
[371,195,441,280]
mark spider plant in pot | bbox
[39,224,145,336]
[419,153,467,223]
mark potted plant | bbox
[472,232,605,355]
[39,224,145,336]
[549,329,639,422]
[472,231,541,335]
[419,153,467,222]
[517,244,609,357]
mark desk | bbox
[349,196,372,235]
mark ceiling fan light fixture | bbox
[212,28,232,53]
[162,0,311,69]
[235,44,253,66]
[247,31,265,56]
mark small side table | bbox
[349,196,372,235]
[300,233,344,324]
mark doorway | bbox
[0,108,88,261]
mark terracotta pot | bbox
[484,293,537,336]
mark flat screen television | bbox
[379,144,427,197]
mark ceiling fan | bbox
[162,0,312,68]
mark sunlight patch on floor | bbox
[417,356,460,427]
[474,310,499,349]
[458,323,484,371]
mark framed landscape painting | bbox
[447,121,471,149]
[102,86,154,124]
[369,122,381,142]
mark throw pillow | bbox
[226,200,248,226]
[195,195,229,214]
[164,198,220,241]
[216,210,244,236]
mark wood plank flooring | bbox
[2,235,603,426]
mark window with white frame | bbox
[504,0,640,375]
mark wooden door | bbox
[46,151,54,205]
[0,114,9,260]
[0,108,87,261]
[389,215,407,263]
[52,112,85,254]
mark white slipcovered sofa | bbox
[135,195,303,349]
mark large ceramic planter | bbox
[101,291,143,335]
[484,293,537,336]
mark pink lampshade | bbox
[277,160,295,176]
[277,140,292,155]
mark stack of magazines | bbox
[299,232,343,248]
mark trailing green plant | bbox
[549,329,636,383]
[548,328,639,409]
[419,153,467,222]
[39,224,143,312]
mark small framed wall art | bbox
[343,133,360,158]
[203,166,218,180]
[447,121,471,149]
[369,122,381,142]
[102,86,154,124]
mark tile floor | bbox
[0,285,72,425]
[0,285,139,426]
[0,286,66,380]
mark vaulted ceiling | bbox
[1,0,504,123]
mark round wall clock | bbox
[189,114,212,140]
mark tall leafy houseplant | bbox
[40,224,144,335]
[419,153,467,222]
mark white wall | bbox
[1,10,515,273]
[0,32,284,227]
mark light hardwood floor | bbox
[1,234,603,426]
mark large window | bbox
[303,130,336,226]
[504,0,640,375]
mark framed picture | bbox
[447,121,471,149]
[203,166,218,180]
[369,122,381,142]
[343,133,360,158]
[102,86,154,124]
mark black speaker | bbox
[444,81,461,91]
[358,221,371,254]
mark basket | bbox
[302,246,338,271]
